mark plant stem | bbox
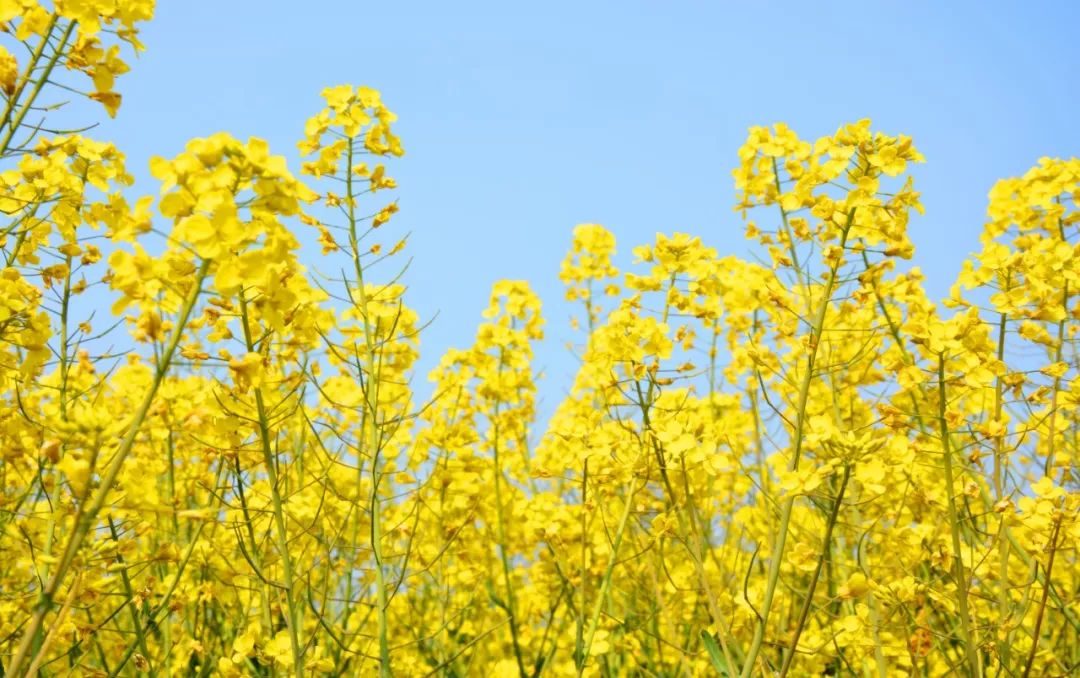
[577,466,641,677]
[738,211,853,678]
[345,140,392,677]
[778,465,849,677]
[0,18,74,155]
[1021,520,1061,678]
[238,294,305,678]
[7,260,209,677]
[492,425,528,677]
[937,354,981,678]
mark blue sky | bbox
[93,1,1080,409]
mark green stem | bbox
[492,424,528,677]
[991,311,1012,668]
[575,459,588,669]
[7,259,209,677]
[344,140,392,677]
[738,210,853,678]
[1043,281,1068,477]
[778,465,849,677]
[577,462,642,677]
[1020,520,1061,678]
[0,18,74,156]
[107,517,154,674]
[238,294,305,678]
[937,354,981,678]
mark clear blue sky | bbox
[95,1,1080,410]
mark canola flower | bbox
[0,4,1078,678]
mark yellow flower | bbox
[0,45,17,95]
[228,352,265,391]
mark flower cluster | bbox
[0,7,1077,678]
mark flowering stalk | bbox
[738,212,853,678]
[1021,519,1062,678]
[8,259,210,677]
[577,448,644,676]
[937,354,981,678]
[778,464,849,677]
[238,293,306,678]
[0,18,70,154]
[345,140,393,677]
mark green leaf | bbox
[485,580,506,610]
[700,630,731,676]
